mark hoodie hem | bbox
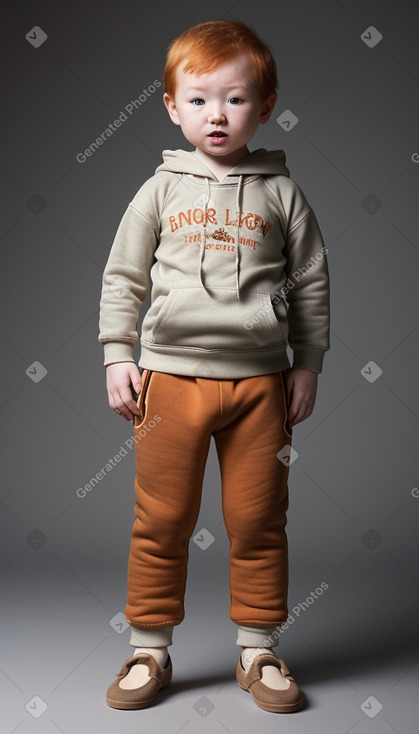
[139,342,292,379]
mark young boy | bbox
[99,19,330,713]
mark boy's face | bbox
[163,52,277,170]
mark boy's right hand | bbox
[105,362,144,421]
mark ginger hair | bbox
[163,19,278,102]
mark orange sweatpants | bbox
[124,369,293,645]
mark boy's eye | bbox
[229,97,242,104]
[191,98,205,106]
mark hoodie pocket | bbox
[142,287,287,351]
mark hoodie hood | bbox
[155,149,290,299]
[155,148,290,179]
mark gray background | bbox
[1,0,419,732]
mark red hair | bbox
[163,20,278,102]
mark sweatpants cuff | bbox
[236,625,279,648]
[130,625,174,647]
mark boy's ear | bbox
[259,93,278,124]
[163,92,181,126]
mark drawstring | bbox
[199,178,211,292]
[200,174,243,300]
[235,175,243,300]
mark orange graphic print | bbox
[211,227,231,242]
[168,207,272,237]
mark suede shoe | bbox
[106,652,172,709]
[236,652,304,713]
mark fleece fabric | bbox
[98,148,330,377]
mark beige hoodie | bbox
[98,148,330,377]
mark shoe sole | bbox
[237,680,304,712]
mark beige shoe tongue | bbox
[245,654,282,684]
[255,653,282,669]
[118,653,159,677]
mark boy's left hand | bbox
[283,367,318,428]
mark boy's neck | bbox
[192,146,250,183]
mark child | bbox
[99,19,330,713]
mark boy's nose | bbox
[208,108,226,124]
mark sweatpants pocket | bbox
[134,369,154,429]
[280,370,293,439]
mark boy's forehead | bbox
[177,52,258,88]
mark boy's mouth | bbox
[208,131,228,138]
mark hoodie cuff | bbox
[291,347,326,374]
[103,341,136,366]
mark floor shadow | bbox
[156,626,419,701]
[287,627,419,686]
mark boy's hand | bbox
[283,367,318,428]
[105,362,144,421]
